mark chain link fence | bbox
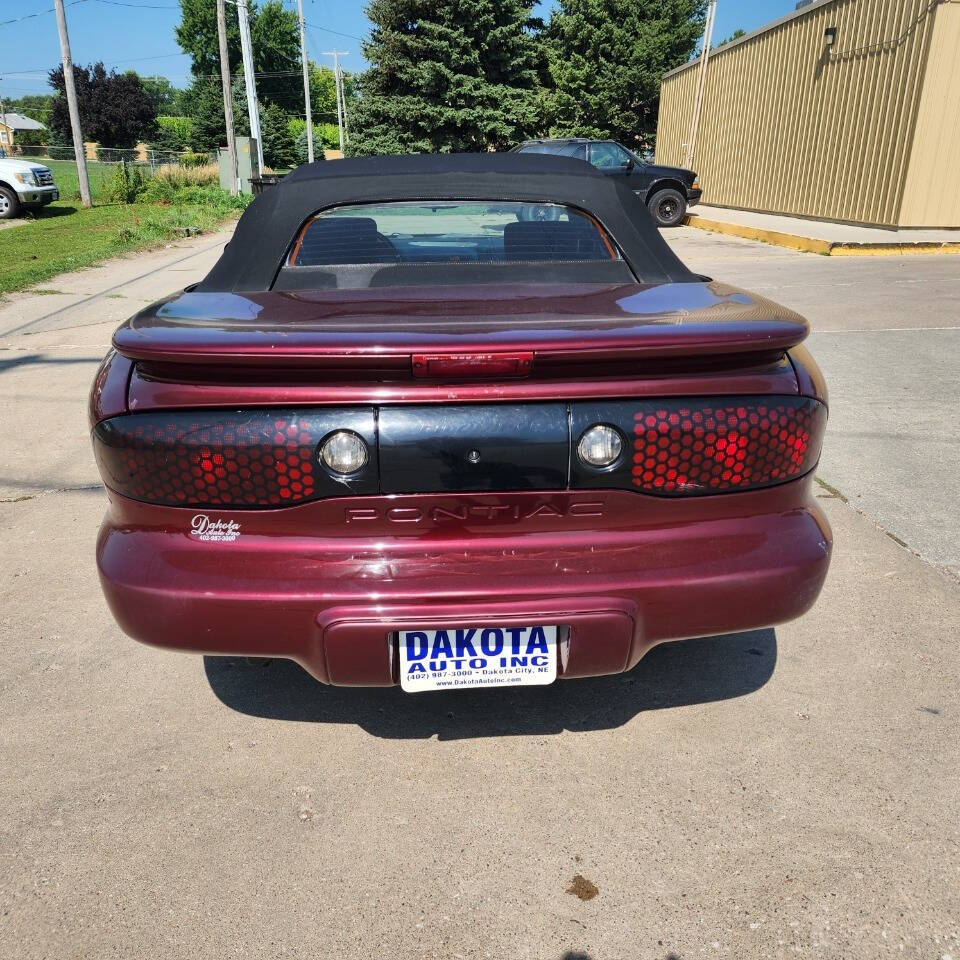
[13,143,214,167]
[6,144,219,203]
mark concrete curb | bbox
[684,214,960,256]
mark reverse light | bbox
[577,424,624,467]
[319,430,368,474]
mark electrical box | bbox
[219,137,260,195]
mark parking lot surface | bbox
[1,229,958,960]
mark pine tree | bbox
[348,0,546,156]
[546,0,705,150]
[259,102,297,169]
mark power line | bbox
[9,51,188,76]
[303,18,362,43]
[1,0,88,28]
[91,1,179,8]
[1,0,175,28]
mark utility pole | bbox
[295,0,314,163]
[684,0,716,171]
[322,50,349,152]
[216,0,238,194]
[0,89,7,154]
[53,0,91,207]
[338,56,349,145]
[236,0,264,174]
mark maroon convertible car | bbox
[90,154,831,692]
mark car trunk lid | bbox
[113,281,809,377]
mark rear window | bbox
[289,201,618,267]
[518,142,587,161]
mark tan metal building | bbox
[656,0,960,228]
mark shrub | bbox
[156,115,194,148]
[134,179,253,212]
[318,122,341,150]
[136,177,176,204]
[287,117,306,141]
[180,151,211,168]
[109,162,145,203]
[16,128,47,149]
[287,118,340,154]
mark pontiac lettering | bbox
[345,501,603,523]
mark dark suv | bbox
[511,138,701,227]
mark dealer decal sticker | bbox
[399,626,558,692]
[190,514,241,542]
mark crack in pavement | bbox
[0,483,103,504]
[815,475,959,584]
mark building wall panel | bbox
[656,0,945,227]
[898,1,960,226]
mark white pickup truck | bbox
[0,157,60,219]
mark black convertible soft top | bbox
[197,153,697,292]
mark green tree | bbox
[546,0,705,150]
[137,75,183,113]
[183,75,250,152]
[48,63,157,148]
[156,115,195,148]
[6,94,54,127]
[715,28,746,48]
[308,64,342,127]
[250,1,302,109]
[176,0,299,106]
[175,0,242,77]
[348,0,546,156]
[259,102,297,169]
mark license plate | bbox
[398,625,558,693]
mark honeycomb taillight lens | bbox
[629,397,826,495]
[92,410,376,507]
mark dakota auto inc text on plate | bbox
[398,625,558,692]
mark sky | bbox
[1,0,800,103]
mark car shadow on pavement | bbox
[203,628,776,740]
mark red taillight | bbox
[92,398,824,508]
[629,398,825,495]
[93,410,379,507]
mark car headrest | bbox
[295,216,396,265]
[503,220,610,261]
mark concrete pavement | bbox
[1,229,958,960]
[0,231,229,502]
[687,205,960,255]
[667,227,960,576]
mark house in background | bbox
[0,112,47,151]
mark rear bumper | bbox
[97,481,831,685]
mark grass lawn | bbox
[0,200,237,295]
[41,159,120,203]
